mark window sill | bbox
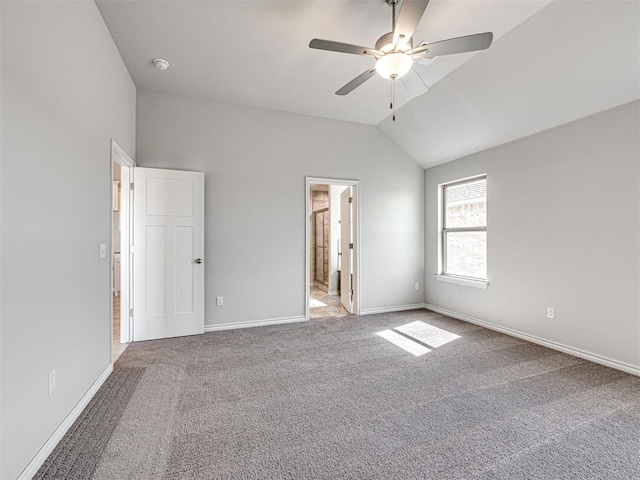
[434,274,489,289]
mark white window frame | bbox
[435,174,489,289]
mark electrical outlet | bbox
[48,370,56,395]
[99,243,107,258]
[546,307,555,319]
[216,296,223,306]
[414,283,420,291]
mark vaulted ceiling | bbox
[97,0,640,168]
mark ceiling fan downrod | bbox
[390,0,397,31]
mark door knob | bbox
[194,258,203,264]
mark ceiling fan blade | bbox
[309,39,380,57]
[393,0,430,47]
[400,68,428,97]
[411,32,493,59]
[335,68,377,96]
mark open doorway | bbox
[306,177,359,320]
[112,162,126,361]
[111,141,134,362]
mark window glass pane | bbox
[445,179,486,228]
[445,231,486,279]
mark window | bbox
[438,175,487,286]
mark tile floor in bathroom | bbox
[112,295,129,362]
[309,287,350,319]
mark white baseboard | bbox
[204,316,307,332]
[360,303,426,316]
[425,304,640,377]
[328,290,338,296]
[17,363,114,480]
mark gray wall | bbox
[424,101,640,370]
[0,1,136,478]
[136,90,425,327]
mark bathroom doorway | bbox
[111,140,134,362]
[306,177,359,320]
[112,161,124,360]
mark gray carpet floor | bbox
[34,366,145,479]
[40,309,640,479]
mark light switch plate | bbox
[48,370,56,395]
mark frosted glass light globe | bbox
[375,53,413,79]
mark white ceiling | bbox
[96,0,551,125]
[96,0,639,168]
[379,0,640,167]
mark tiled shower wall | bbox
[311,191,329,289]
[312,191,329,211]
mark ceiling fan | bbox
[309,0,493,117]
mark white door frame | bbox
[110,140,135,349]
[305,177,360,320]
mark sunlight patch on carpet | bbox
[395,321,461,348]
[376,329,432,356]
[377,321,461,356]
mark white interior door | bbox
[132,167,205,341]
[340,187,353,313]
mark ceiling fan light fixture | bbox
[375,52,413,79]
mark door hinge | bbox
[348,197,353,203]
[349,243,353,249]
[130,182,134,190]
[129,309,133,317]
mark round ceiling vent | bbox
[153,59,170,71]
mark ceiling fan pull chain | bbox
[391,75,396,121]
[390,78,393,110]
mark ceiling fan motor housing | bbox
[375,32,413,53]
